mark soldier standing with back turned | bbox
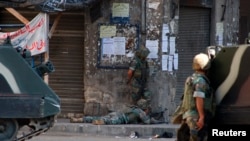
[127,46,151,105]
[177,53,215,141]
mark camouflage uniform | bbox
[83,107,150,124]
[177,73,213,141]
[128,47,151,104]
[82,99,151,124]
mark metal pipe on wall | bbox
[141,0,146,34]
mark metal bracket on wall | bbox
[221,0,227,21]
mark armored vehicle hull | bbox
[0,41,60,140]
[208,44,250,124]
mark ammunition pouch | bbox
[133,69,142,78]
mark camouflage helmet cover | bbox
[136,98,149,110]
[135,47,150,59]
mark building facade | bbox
[0,0,247,121]
[82,0,240,122]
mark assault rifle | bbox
[138,61,149,99]
[149,108,168,123]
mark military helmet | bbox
[192,53,210,70]
[137,98,149,110]
[135,47,150,59]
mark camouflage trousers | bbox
[177,113,212,141]
[129,80,151,104]
[83,112,129,124]
[177,118,209,141]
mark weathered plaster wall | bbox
[83,0,177,122]
[83,0,144,116]
[213,0,239,46]
[145,0,178,121]
[223,0,239,45]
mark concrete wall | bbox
[83,0,177,122]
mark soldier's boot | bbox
[92,119,105,125]
[70,117,83,123]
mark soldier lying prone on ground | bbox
[70,98,163,125]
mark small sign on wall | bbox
[111,3,130,23]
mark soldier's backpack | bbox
[171,76,194,124]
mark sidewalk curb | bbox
[50,119,180,138]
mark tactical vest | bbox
[181,74,215,114]
[133,57,148,83]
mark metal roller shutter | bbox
[175,7,211,103]
[49,12,85,116]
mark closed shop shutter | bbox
[175,7,211,103]
[49,12,85,116]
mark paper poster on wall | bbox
[162,55,168,71]
[168,55,173,71]
[112,3,129,17]
[101,37,126,60]
[173,53,178,70]
[113,37,126,55]
[98,23,139,69]
[162,24,169,53]
[162,40,168,53]
[146,40,158,59]
[111,3,130,23]
[162,24,169,40]
[217,35,223,46]
[102,38,114,55]
[100,25,117,38]
[169,37,176,54]
[148,2,160,10]
[216,22,223,46]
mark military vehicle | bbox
[207,44,250,125]
[0,39,60,141]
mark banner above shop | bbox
[0,13,48,56]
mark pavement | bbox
[49,118,180,139]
